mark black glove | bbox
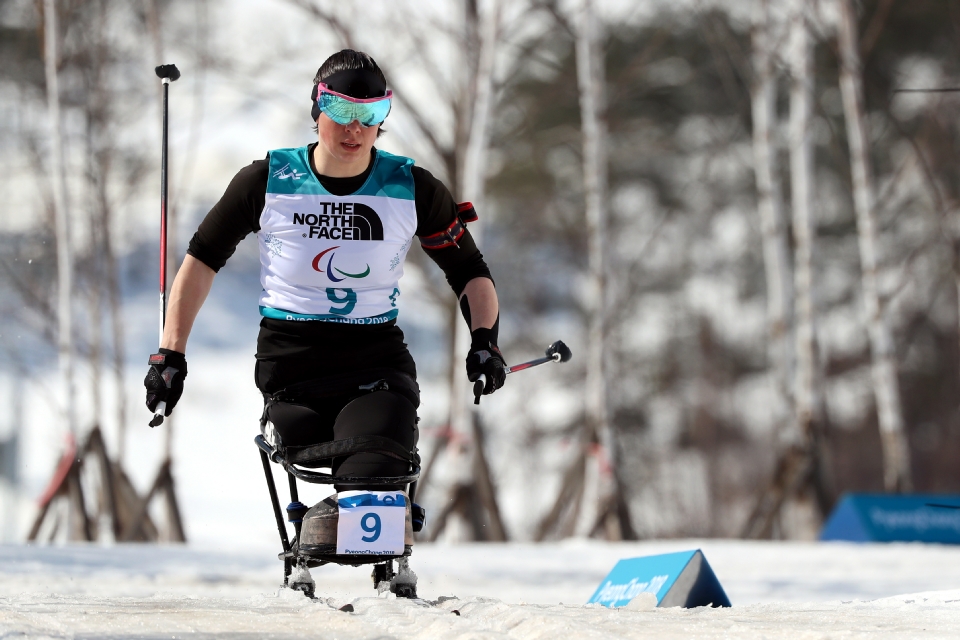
[144,349,188,417]
[466,328,506,396]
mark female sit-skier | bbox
[143,49,505,545]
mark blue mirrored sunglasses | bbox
[317,83,392,127]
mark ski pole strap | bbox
[419,202,478,250]
[285,435,417,466]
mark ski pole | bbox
[473,340,572,404]
[150,63,181,428]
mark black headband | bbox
[311,68,388,122]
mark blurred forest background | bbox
[2,0,960,545]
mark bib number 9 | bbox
[361,513,382,542]
[326,287,357,316]
[336,491,406,555]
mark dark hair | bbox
[314,50,386,89]
[312,49,387,137]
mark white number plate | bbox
[336,491,406,555]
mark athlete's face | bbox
[315,113,380,177]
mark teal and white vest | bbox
[258,147,417,324]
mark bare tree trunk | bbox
[837,0,910,492]
[790,0,834,520]
[751,0,794,419]
[471,415,508,540]
[451,0,499,429]
[956,272,960,392]
[575,0,633,540]
[460,0,498,206]
[43,0,81,539]
[788,0,819,451]
[44,0,77,437]
[105,213,127,462]
[85,138,104,428]
[86,250,104,427]
[85,0,114,431]
[432,24,472,540]
[435,0,507,542]
[742,0,831,540]
[534,452,586,541]
[449,0,499,442]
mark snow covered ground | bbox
[2,540,959,638]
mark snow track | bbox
[5,590,960,639]
[2,541,960,638]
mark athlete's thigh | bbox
[332,390,418,483]
[256,358,351,447]
[333,390,418,448]
[265,399,340,447]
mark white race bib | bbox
[258,147,418,323]
[336,491,406,555]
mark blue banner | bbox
[821,494,960,544]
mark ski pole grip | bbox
[149,401,166,428]
[473,375,486,405]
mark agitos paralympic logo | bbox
[312,246,370,283]
[294,202,384,241]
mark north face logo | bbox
[293,203,384,241]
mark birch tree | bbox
[40,0,82,541]
[788,0,819,457]
[447,0,500,467]
[743,0,830,539]
[751,0,793,419]
[43,0,77,438]
[410,0,510,542]
[283,0,516,541]
[575,0,632,540]
[836,0,911,492]
[532,0,632,541]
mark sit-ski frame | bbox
[254,338,571,598]
[255,434,421,599]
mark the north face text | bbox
[292,202,384,241]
